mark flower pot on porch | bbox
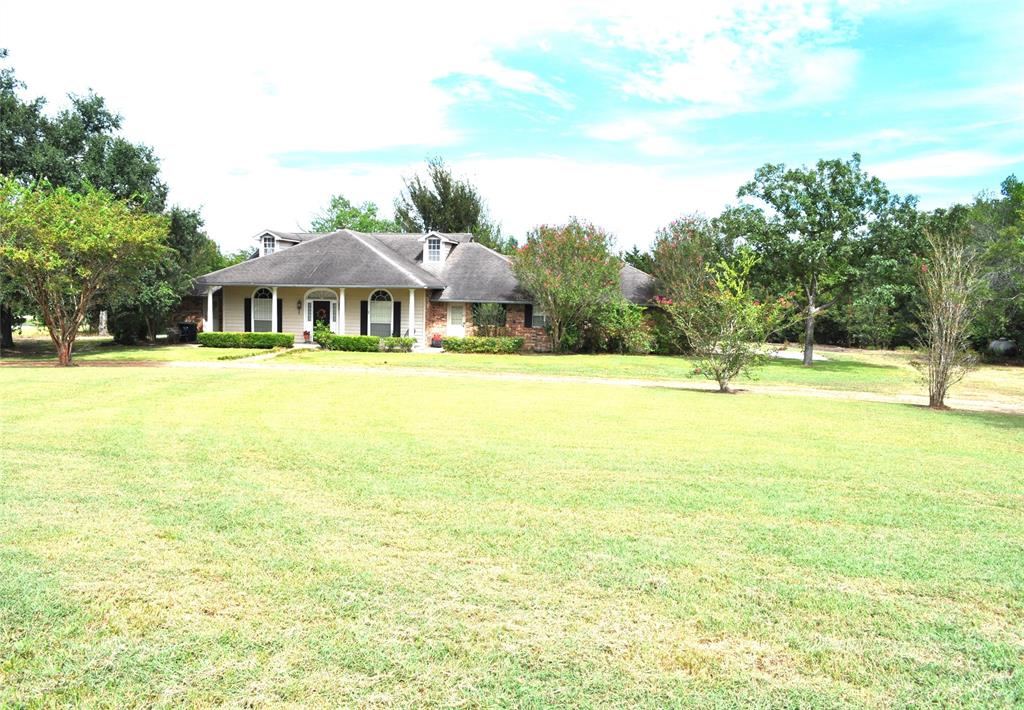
[303,330,311,344]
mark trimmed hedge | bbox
[381,336,416,353]
[441,336,524,354]
[198,332,293,349]
[314,334,417,352]
[317,334,382,352]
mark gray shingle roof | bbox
[434,243,531,303]
[620,263,656,304]
[195,230,444,288]
[196,229,655,305]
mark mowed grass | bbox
[274,347,1024,403]
[1,367,1022,707]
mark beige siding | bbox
[219,285,426,341]
[221,286,249,332]
[342,288,426,338]
[277,287,306,336]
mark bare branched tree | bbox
[916,208,986,409]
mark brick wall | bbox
[425,300,551,352]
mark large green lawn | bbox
[1,366,1021,707]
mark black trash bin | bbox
[179,322,198,343]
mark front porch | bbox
[203,286,432,345]
[202,287,552,351]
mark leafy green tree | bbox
[729,154,906,365]
[107,207,222,342]
[621,245,655,273]
[0,178,168,365]
[395,157,516,253]
[512,219,621,351]
[310,194,400,233]
[1,49,168,346]
[834,199,924,347]
[970,175,1024,344]
[659,253,794,392]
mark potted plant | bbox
[303,330,311,344]
[431,333,443,348]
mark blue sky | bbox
[4,1,1023,250]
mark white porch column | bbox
[206,289,215,332]
[408,288,416,341]
[271,286,279,332]
[338,287,345,335]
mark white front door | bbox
[447,303,465,337]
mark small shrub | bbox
[472,303,508,336]
[442,336,524,354]
[381,336,416,352]
[317,334,382,352]
[198,332,293,349]
[588,299,654,354]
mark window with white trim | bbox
[532,310,552,329]
[369,289,393,337]
[253,288,273,332]
[262,235,275,256]
[426,236,442,263]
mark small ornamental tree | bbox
[0,178,168,365]
[660,252,793,393]
[512,219,621,351]
[916,207,985,409]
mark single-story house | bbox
[194,229,654,350]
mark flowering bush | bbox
[512,219,621,352]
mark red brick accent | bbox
[425,300,551,352]
[505,304,552,352]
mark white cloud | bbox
[872,151,1024,181]
[149,155,748,252]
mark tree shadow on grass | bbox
[767,357,906,374]
[899,402,1024,430]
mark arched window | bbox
[369,289,393,336]
[252,288,273,332]
[426,236,442,263]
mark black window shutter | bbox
[244,298,252,332]
[360,301,368,335]
[524,304,533,328]
[392,302,401,337]
[277,299,283,333]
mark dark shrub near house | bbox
[315,333,382,352]
[197,332,293,348]
[442,336,524,354]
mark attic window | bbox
[262,235,275,256]
[426,236,442,263]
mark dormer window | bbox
[262,235,275,256]
[426,236,442,263]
